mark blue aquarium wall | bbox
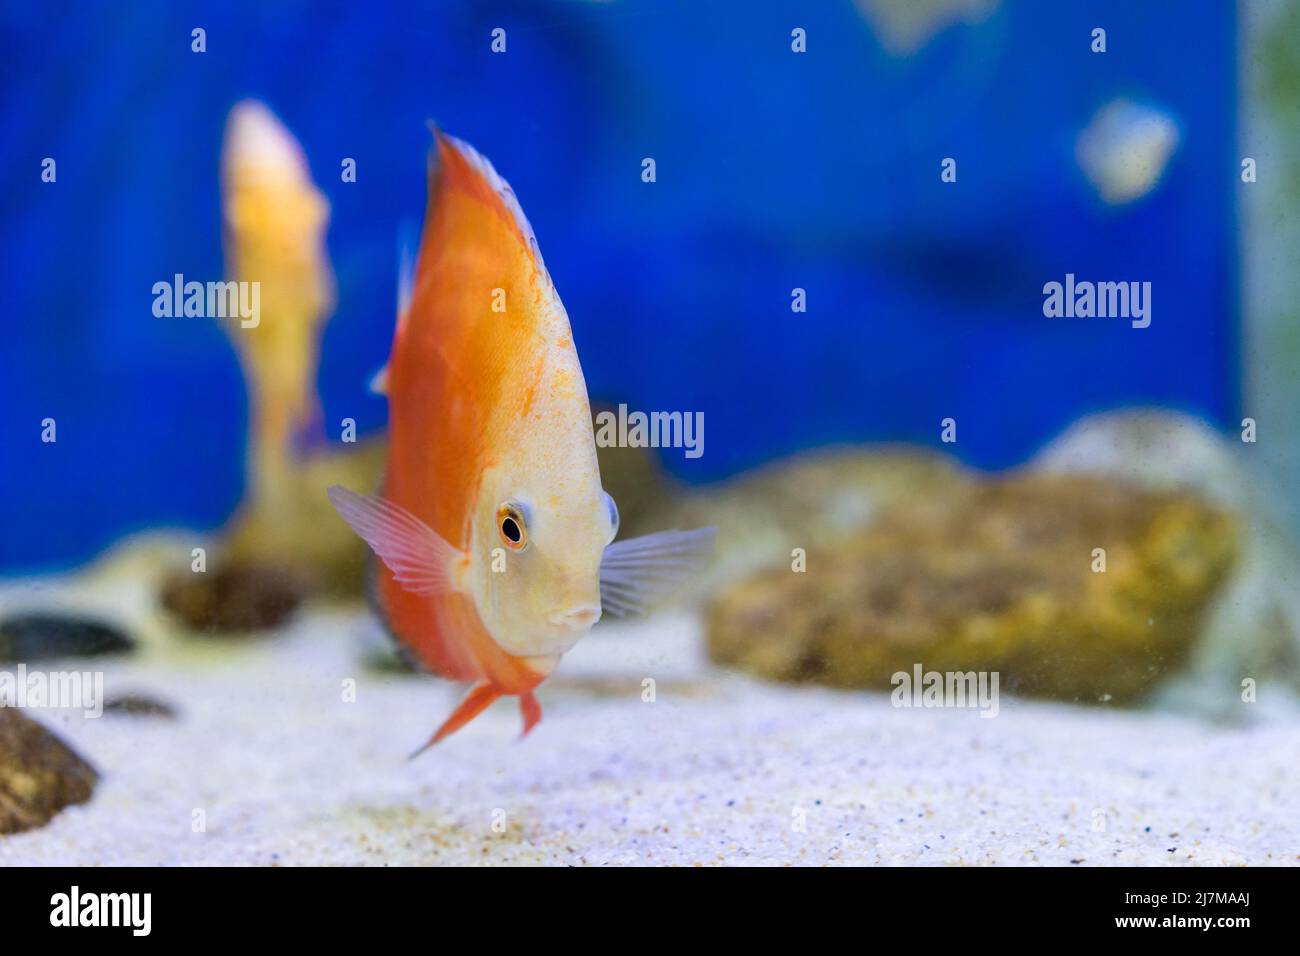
[0,0,1237,571]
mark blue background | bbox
[0,0,1238,571]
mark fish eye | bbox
[602,491,619,543]
[497,502,528,551]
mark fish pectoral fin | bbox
[327,485,462,595]
[599,527,718,618]
[409,682,501,757]
[519,692,542,739]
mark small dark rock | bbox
[101,693,178,719]
[0,613,135,663]
[0,709,98,835]
[160,562,306,633]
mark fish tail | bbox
[519,692,542,739]
[409,682,501,757]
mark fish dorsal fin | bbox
[396,223,417,328]
[428,126,549,279]
[369,228,419,396]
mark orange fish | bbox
[329,129,712,752]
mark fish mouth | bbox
[547,605,602,629]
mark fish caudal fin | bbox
[410,682,502,757]
[600,527,718,617]
[327,485,463,595]
[519,692,542,739]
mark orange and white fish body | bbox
[329,130,711,752]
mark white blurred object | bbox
[1076,98,1180,205]
[855,0,999,55]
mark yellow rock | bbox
[706,473,1238,704]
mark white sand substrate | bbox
[1,607,1296,866]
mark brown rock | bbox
[657,446,965,591]
[0,710,98,835]
[160,562,306,633]
[223,438,387,599]
[102,693,178,719]
[706,473,1239,704]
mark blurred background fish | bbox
[220,99,333,485]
